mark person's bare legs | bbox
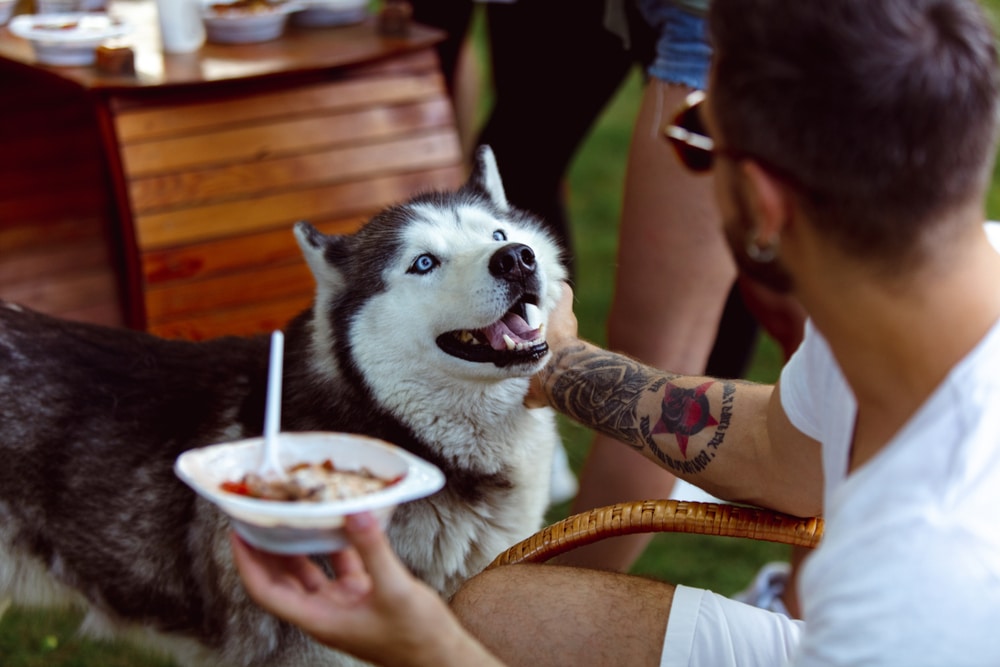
[452,33,484,164]
[562,80,736,571]
[451,563,674,667]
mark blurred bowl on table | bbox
[291,0,368,28]
[0,0,15,27]
[9,12,132,66]
[202,0,299,44]
[35,0,106,14]
[174,431,445,554]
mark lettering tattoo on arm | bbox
[543,344,739,475]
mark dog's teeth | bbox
[459,330,475,344]
[503,333,517,350]
[524,303,541,329]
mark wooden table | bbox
[0,1,464,339]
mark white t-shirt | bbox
[779,225,1000,666]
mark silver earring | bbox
[746,230,778,263]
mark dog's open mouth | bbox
[436,296,547,367]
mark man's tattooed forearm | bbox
[544,344,740,476]
[545,344,677,449]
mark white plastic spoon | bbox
[258,330,285,479]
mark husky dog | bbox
[0,146,566,666]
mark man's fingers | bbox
[343,513,413,597]
[230,532,326,593]
[329,546,372,597]
[523,374,549,408]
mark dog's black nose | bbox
[489,243,536,281]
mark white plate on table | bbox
[9,13,131,66]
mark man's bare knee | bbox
[451,564,539,637]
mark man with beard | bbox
[449,0,1000,665]
[231,0,1000,665]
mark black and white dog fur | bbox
[0,146,567,666]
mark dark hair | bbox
[708,0,1000,264]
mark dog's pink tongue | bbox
[483,312,541,350]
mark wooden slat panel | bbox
[133,164,465,250]
[106,43,462,341]
[0,218,103,254]
[344,47,439,78]
[115,73,448,142]
[0,163,108,197]
[0,67,113,222]
[121,98,455,178]
[0,236,110,284]
[0,69,124,329]
[0,230,121,328]
[142,216,366,285]
[1,129,102,172]
[144,260,315,323]
[147,295,312,341]
[0,186,108,225]
[0,288,123,328]
[130,130,462,212]
[0,267,119,316]
[60,299,126,328]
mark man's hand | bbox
[526,282,578,408]
[230,512,504,667]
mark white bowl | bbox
[175,431,445,554]
[0,0,16,27]
[9,13,131,66]
[36,0,81,13]
[291,0,368,28]
[35,0,106,12]
[202,0,298,44]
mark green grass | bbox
[7,2,1000,660]
[0,606,176,667]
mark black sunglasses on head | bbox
[664,90,804,191]
[663,90,715,172]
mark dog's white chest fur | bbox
[389,406,558,596]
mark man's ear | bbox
[740,160,795,244]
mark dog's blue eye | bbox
[493,230,507,241]
[408,254,439,274]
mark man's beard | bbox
[723,185,796,294]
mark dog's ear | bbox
[465,145,510,211]
[294,221,350,290]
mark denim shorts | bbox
[636,0,712,90]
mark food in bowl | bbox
[221,460,403,502]
[209,0,287,13]
[174,432,445,553]
[32,18,80,30]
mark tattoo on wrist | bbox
[545,345,738,476]
[545,345,678,449]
